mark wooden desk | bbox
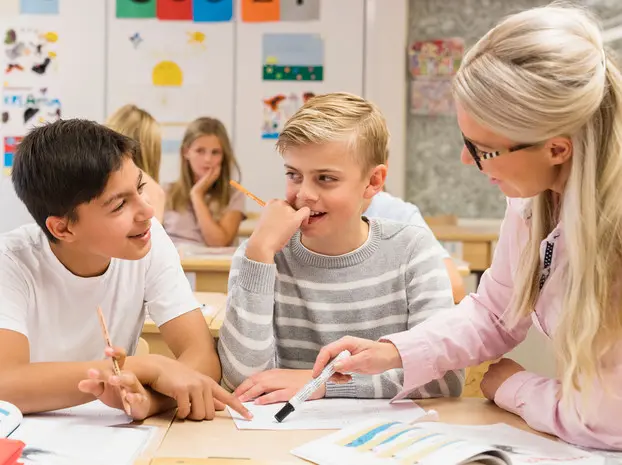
[432,224,499,273]
[182,253,469,292]
[142,292,227,357]
[182,257,232,293]
[238,219,498,273]
[454,258,470,277]
[145,398,544,464]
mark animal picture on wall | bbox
[261,91,315,139]
[2,27,58,87]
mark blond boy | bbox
[218,92,463,403]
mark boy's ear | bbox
[45,216,78,243]
[364,164,387,199]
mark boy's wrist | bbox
[246,239,275,264]
[125,354,165,385]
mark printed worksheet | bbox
[228,399,432,431]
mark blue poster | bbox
[193,0,233,22]
[20,0,59,14]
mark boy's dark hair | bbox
[12,119,139,242]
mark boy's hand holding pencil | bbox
[229,180,310,264]
[78,346,152,420]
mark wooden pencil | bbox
[96,306,131,416]
[229,180,266,207]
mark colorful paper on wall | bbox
[116,0,157,19]
[262,91,315,139]
[242,0,279,22]
[157,0,193,20]
[0,0,20,16]
[193,0,233,22]
[408,38,464,115]
[3,136,23,176]
[262,33,323,81]
[2,88,62,134]
[408,38,463,78]
[280,0,319,21]
[410,79,454,116]
[20,0,59,15]
[2,27,59,89]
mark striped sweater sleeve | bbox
[401,229,464,398]
[217,242,278,390]
[325,228,464,399]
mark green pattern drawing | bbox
[263,65,323,81]
[116,0,156,19]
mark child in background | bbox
[218,92,462,403]
[164,117,245,247]
[106,104,165,222]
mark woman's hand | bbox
[312,336,403,382]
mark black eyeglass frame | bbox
[462,135,537,170]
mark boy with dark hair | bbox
[0,119,250,421]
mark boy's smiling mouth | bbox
[128,224,151,241]
[308,210,327,224]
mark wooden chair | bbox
[136,337,150,356]
[463,361,495,398]
[423,214,458,226]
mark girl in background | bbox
[106,104,165,222]
[164,117,244,247]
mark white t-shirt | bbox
[0,219,199,363]
[364,191,450,258]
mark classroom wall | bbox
[406,0,622,219]
[0,0,408,232]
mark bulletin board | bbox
[0,0,402,231]
[106,0,236,184]
[234,0,365,209]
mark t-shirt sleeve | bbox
[224,188,246,216]
[144,219,200,327]
[0,253,30,337]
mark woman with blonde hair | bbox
[312,4,622,450]
[106,104,165,221]
[163,117,244,247]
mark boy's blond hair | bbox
[276,92,389,169]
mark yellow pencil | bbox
[229,180,266,207]
[96,306,131,416]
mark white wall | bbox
[0,0,410,231]
[0,0,107,232]
[364,0,407,198]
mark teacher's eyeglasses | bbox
[462,135,537,171]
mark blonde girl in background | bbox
[106,104,165,222]
[313,4,622,450]
[164,117,244,247]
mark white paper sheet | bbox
[228,399,430,431]
[11,418,154,465]
[25,400,133,427]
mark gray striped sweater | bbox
[218,218,463,399]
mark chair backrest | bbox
[136,337,150,356]
[424,214,458,226]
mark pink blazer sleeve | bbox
[382,199,532,398]
[494,362,622,450]
[384,199,622,450]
